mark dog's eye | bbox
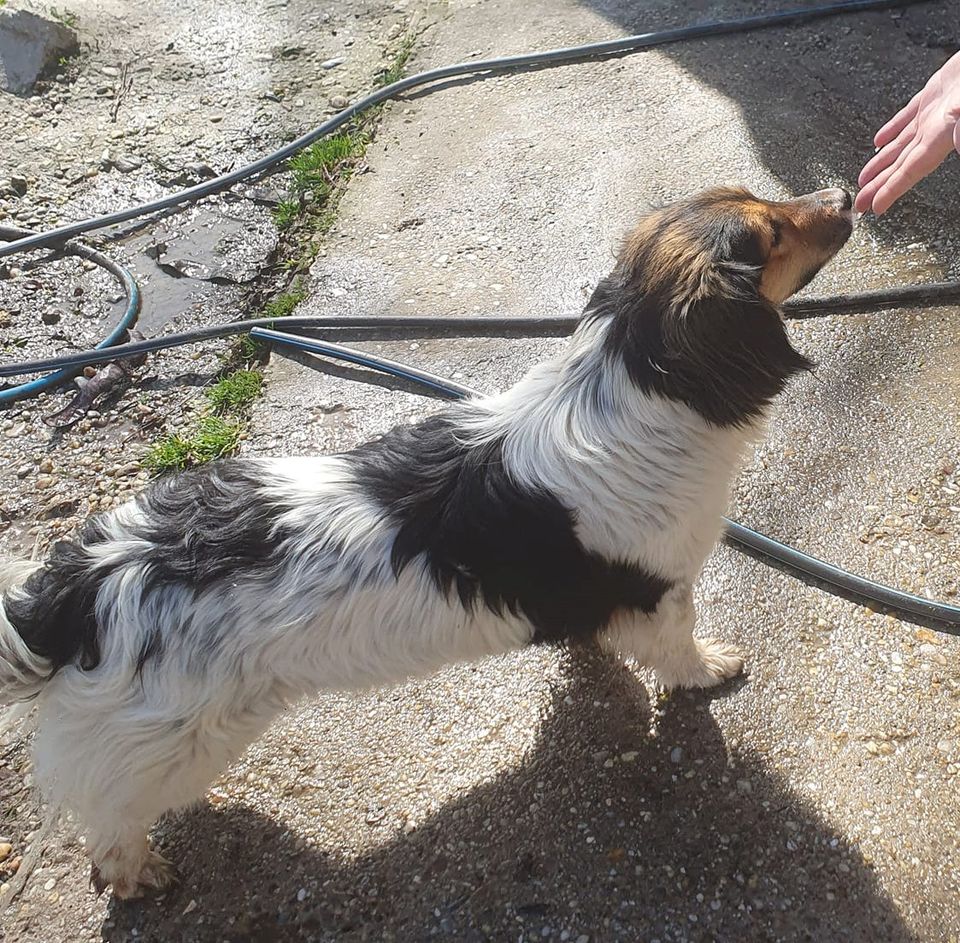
[771,223,783,248]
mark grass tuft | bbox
[222,280,308,366]
[262,281,307,319]
[144,415,241,473]
[375,34,416,87]
[271,34,416,243]
[273,199,299,230]
[205,369,263,412]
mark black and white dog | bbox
[0,186,853,897]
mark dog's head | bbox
[589,186,854,426]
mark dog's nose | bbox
[814,187,852,211]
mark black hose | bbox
[0,317,579,379]
[6,273,960,379]
[0,0,934,257]
[255,328,960,633]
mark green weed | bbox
[273,199,300,230]
[288,132,369,200]
[262,281,307,319]
[375,34,416,88]
[205,369,263,412]
[144,415,241,473]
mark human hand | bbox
[856,50,960,215]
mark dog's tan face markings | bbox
[750,188,854,303]
[618,186,854,309]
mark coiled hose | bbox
[0,226,140,404]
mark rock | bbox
[330,94,349,109]
[38,458,54,473]
[244,186,283,206]
[8,175,27,197]
[0,9,79,95]
[41,308,62,325]
[321,56,346,69]
[113,155,143,173]
[0,842,12,861]
[40,496,79,519]
[34,474,55,490]
[185,162,216,179]
[670,747,683,764]
[115,462,141,477]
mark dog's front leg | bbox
[601,585,744,690]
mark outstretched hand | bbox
[856,50,960,216]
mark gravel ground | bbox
[3,0,960,941]
[0,0,426,558]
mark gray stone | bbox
[0,9,78,95]
[113,154,143,173]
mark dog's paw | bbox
[692,638,744,686]
[133,848,179,897]
[654,638,744,690]
[93,848,179,900]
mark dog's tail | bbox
[0,560,55,705]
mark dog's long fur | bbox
[0,186,853,897]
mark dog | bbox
[0,185,853,898]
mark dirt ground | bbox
[3,0,960,941]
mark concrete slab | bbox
[241,1,960,940]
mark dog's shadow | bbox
[99,647,913,942]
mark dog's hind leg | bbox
[35,681,282,898]
[602,586,743,690]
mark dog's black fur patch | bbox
[4,515,113,672]
[589,198,812,427]
[7,461,288,674]
[349,414,672,642]
[133,461,285,589]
